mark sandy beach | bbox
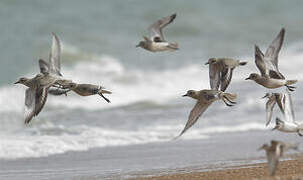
[132,158,303,180]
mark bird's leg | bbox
[285,85,296,92]
[224,95,237,104]
[222,98,233,107]
[99,93,111,103]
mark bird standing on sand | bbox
[262,92,285,126]
[205,58,247,91]
[136,13,178,52]
[54,82,112,103]
[272,90,303,136]
[245,28,297,91]
[259,140,298,176]
[177,89,237,137]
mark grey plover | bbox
[259,140,298,176]
[14,73,59,123]
[177,89,236,137]
[246,28,297,91]
[262,92,285,126]
[272,91,303,136]
[205,58,247,91]
[55,82,112,103]
[136,13,178,52]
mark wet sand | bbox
[132,158,303,180]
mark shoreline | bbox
[131,157,303,180]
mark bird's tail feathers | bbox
[286,80,298,85]
[99,89,112,94]
[168,42,179,50]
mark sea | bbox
[0,0,303,179]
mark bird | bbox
[262,92,285,126]
[15,33,71,124]
[39,32,73,93]
[245,28,297,91]
[177,89,237,137]
[272,90,303,136]
[14,73,59,124]
[136,13,178,52]
[259,140,298,176]
[205,58,247,91]
[55,82,112,103]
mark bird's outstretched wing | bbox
[209,63,220,90]
[265,28,285,72]
[49,32,62,76]
[283,90,295,123]
[38,59,49,75]
[148,13,176,42]
[254,45,267,77]
[24,88,36,124]
[34,87,48,116]
[220,68,234,92]
[265,97,276,126]
[177,101,212,137]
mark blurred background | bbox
[0,0,303,159]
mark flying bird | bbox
[259,140,298,176]
[205,58,247,91]
[262,92,285,126]
[53,82,112,103]
[245,28,297,91]
[15,33,71,124]
[272,90,303,136]
[136,13,178,52]
[177,89,237,137]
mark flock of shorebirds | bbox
[15,13,300,176]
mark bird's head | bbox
[245,73,259,81]
[205,58,217,65]
[136,41,146,48]
[183,90,198,98]
[272,118,284,131]
[262,93,272,99]
[14,77,29,85]
[258,144,269,151]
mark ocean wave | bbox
[0,122,269,159]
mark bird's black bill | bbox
[245,77,250,80]
[204,62,209,65]
[182,94,188,97]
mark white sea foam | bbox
[0,122,269,159]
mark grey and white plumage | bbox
[136,13,178,52]
[205,58,247,91]
[14,73,57,123]
[177,89,237,137]
[259,140,298,176]
[262,92,285,126]
[54,82,112,103]
[246,28,297,91]
[272,90,303,136]
[15,33,69,123]
[39,32,62,77]
[255,28,285,79]
[245,73,297,91]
